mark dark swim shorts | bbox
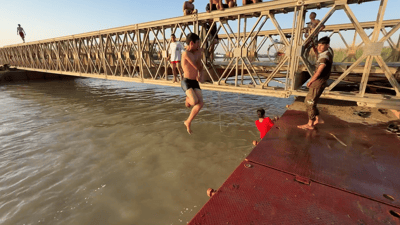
[181,78,201,92]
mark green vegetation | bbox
[332,47,397,63]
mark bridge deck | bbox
[146,60,400,77]
[210,61,400,74]
[189,110,400,224]
[213,61,400,68]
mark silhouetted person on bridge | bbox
[168,34,184,83]
[181,33,204,134]
[17,24,26,43]
[183,0,198,15]
[298,37,332,130]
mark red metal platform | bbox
[190,110,400,224]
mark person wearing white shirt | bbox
[168,34,184,83]
[17,24,26,43]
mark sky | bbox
[0,0,399,48]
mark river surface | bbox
[0,78,293,225]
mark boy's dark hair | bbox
[318,36,330,45]
[171,34,176,37]
[310,12,316,16]
[186,33,200,45]
[257,109,265,118]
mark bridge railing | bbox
[1,0,399,109]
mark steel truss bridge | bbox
[1,0,399,109]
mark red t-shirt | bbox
[255,117,274,139]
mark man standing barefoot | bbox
[298,37,332,130]
[181,33,204,134]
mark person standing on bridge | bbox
[17,24,26,43]
[298,37,332,130]
[181,33,204,134]
[168,34,184,83]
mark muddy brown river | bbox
[0,78,292,225]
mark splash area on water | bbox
[0,78,293,225]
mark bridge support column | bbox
[287,5,305,92]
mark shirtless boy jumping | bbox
[17,24,26,43]
[181,33,204,134]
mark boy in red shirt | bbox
[253,108,278,146]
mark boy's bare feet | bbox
[184,120,192,134]
[297,124,314,130]
[314,119,324,125]
[314,116,324,125]
[314,119,325,126]
[252,140,258,146]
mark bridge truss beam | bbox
[1,0,399,109]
